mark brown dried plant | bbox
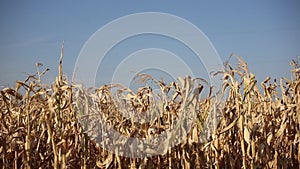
[0,47,299,168]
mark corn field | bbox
[1,52,299,168]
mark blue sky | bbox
[0,1,300,88]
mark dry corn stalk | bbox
[0,53,299,168]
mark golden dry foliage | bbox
[0,53,299,168]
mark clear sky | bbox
[0,1,300,88]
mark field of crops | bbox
[1,54,299,169]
